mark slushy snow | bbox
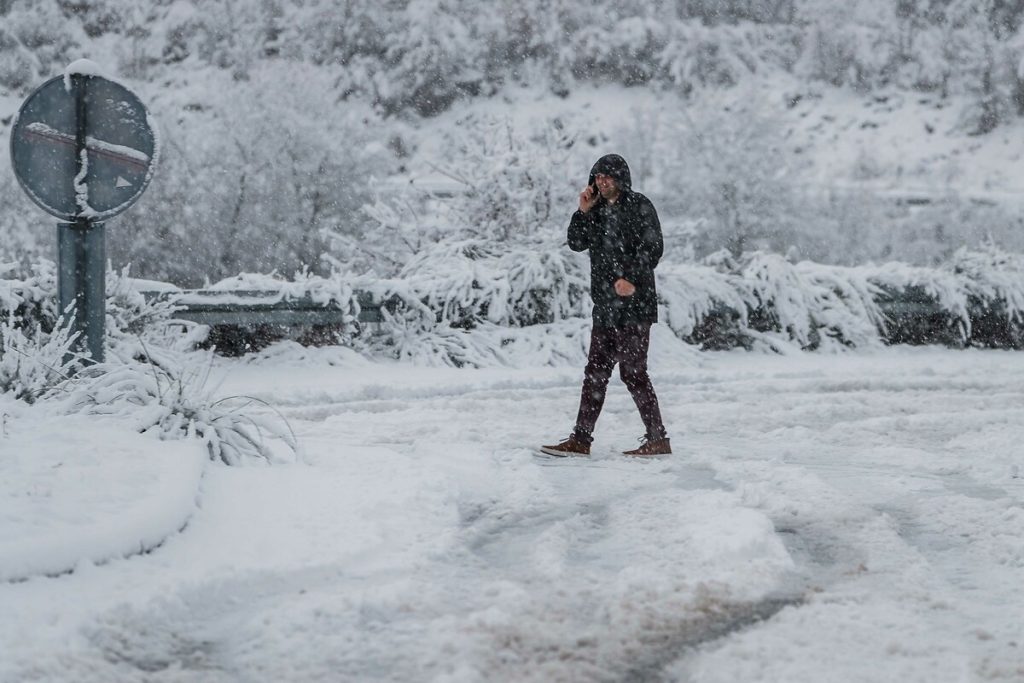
[2,346,1022,681]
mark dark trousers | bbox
[574,323,667,442]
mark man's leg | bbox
[618,323,667,440]
[573,326,617,443]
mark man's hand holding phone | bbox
[579,184,599,213]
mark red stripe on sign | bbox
[22,128,149,173]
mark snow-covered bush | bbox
[950,247,1024,347]
[363,311,505,368]
[649,246,1024,352]
[950,247,1024,318]
[355,114,582,265]
[349,238,588,366]
[0,261,58,332]
[109,65,391,286]
[0,261,74,401]
[58,354,297,466]
[0,260,201,359]
[868,246,1024,347]
[338,115,592,363]
[0,261,302,463]
[0,0,81,89]
[660,21,765,93]
[658,251,885,352]
[391,240,588,328]
[347,243,1024,363]
[362,315,592,368]
[0,318,79,403]
[633,94,808,259]
[738,253,884,351]
[435,116,581,243]
[567,16,666,86]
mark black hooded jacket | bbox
[567,154,663,327]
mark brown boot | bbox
[623,436,671,458]
[540,435,591,458]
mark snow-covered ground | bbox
[2,346,1023,682]
[0,407,205,582]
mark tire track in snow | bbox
[16,351,1024,681]
[665,360,1024,681]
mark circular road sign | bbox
[10,73,158,222]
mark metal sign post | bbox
[10,63,158,364]
[58,220,105,362]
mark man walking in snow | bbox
[541,154,671,458]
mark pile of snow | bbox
[0,398,205,582]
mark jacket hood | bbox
[588,154,632,192]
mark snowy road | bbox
[4,346,1024,682]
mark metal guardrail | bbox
[141,289,385,326]
[146,289,954,327]
[139,287,1021,351]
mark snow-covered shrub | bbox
[1,260,202,358]
[363,311,504,368]
[869,259,973,344]
[110,65,391,286]
[867,246,1024,347]
[0,260,58,333]
[352,239,588,366]
[422,115,581,244]
[0,318,79,403]
[740,253,884,351]
[362,315,591,368]
[392,240,588,328]
[341,115,593,363]
[655,261,750,346]
[0,262,76,401]
[356,114,584,265]
[949,246,1024,318]
[567,16,667,85]
[660,21,762,93]
[640,94,808,259]
[949,246,1024,348]
[480,318,591,367]
[58,354,297,466]
[105,267,209,358]
[658,251,886,352]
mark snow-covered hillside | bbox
[4,1,1024,281]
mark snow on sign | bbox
[10,68,157,221]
